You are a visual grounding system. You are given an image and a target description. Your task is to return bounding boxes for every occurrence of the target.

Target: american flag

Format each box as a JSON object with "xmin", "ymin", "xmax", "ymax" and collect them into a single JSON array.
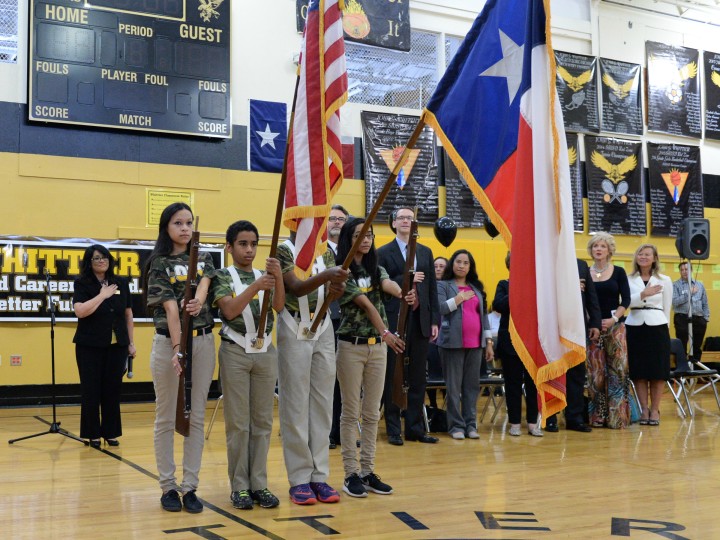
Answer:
[
  {"xmin": 283, "ymin": 0, "xmax": 348, "ymax": 276},
  {"xmin": 424, "ymin": 0, "xmax": 586, "ymax": 419}
]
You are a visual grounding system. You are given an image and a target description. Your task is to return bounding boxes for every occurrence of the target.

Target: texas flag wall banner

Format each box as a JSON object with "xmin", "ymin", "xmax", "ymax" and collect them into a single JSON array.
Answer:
[{"xmin": 250, "ymin": 99, "xmax": 288, "ymax": 173}]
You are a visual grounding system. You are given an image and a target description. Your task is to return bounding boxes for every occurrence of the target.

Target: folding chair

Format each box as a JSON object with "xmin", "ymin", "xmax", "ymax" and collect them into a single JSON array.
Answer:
[
  {"xmin": 478, "ymin": 368, "xmax": 505, "ymax": 423},
  {"xmin": 667, "ymin": 338, "xmax": 720, "ymax": 418}
]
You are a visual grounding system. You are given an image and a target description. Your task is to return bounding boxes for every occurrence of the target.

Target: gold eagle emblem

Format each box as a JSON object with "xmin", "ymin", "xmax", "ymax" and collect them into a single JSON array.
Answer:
[
  {"xmin": 567, "ymin": 146, "xmax": 577, "ymax": 166},
  {"xmin": 557, "ymin": 66, "xmax": 593, "ymax": 92},
  {"xmin": 199, "ymin": 0, "xmax": 224, "ymax": 23},
  {"xmin": 678, "ymin": 61, "xmax": 698, "ymax": 82},
  {"xmin": 590, "ymin": 151, "xmax": 637, "ymax": 184},
  {"xmin": 602, "ymin": 72, "xmax": 635, "ymax": 100},
  {"xmin": 711, "ymin": 70, "xmax": 720, "ymax": 88}
]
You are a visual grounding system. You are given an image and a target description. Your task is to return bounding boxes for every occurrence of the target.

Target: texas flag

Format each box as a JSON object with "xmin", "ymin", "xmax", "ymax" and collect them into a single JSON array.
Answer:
[
  {"xmin": 250, "ymin": 99, "xmax": 287, "ymax": 173},
  {"xmin": 423, "ymin": 0, "xmax": 586, "ymax": 419}
]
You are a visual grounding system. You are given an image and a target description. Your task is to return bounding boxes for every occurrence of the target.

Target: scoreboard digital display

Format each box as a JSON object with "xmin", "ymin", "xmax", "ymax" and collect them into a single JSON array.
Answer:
[{"xmin": 29, "ymin": 0, "xmax": 231, "ymax": 138}]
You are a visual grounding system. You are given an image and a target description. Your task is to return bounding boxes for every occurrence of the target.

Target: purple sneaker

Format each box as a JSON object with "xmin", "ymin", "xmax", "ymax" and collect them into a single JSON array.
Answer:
[
  {"xmin": 289, "ymin": 484, "xmax": 318, "ymax": 505},
  {"xmin": 309, "ymin": 482, "xmax": 340, "ymax": 503}
]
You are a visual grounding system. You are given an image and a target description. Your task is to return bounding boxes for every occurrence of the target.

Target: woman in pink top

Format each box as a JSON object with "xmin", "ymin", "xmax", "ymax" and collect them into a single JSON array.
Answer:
[{"xmin": 436, "ymin": 250, "xmax": 494, "ymax": 440}]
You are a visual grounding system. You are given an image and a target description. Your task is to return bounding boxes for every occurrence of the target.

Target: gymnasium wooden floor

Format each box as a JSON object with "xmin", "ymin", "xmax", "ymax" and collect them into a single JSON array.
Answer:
[{"xmin": 2, "ymin": 388, "xmax": 719, "ymax": 540}]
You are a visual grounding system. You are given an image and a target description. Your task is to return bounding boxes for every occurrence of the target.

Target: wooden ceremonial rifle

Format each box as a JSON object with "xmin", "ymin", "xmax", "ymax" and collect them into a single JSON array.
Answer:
[
  {"xmin": 175, "ymin": 217, "xmax": 200, "ymax": 437},
  {"xmin": 392, "ymin": 217, "xmax": 418, "ymax": 409},
  {"xmin": 304, "ymin": 119, "xmax": 428, "ymax": 338}
]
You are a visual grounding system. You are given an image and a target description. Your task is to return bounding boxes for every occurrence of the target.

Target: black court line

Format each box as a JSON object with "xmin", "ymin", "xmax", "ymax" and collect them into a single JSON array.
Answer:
[{"xmin": 100, "ymin": 448, "xmax": 284, "ymax": 539}]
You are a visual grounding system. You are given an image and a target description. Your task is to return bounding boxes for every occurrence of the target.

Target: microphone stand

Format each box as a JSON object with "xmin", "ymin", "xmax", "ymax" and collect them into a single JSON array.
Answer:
[{"xmin": 9, "ymin": 270, "xmax": 86, "ymax": 445}]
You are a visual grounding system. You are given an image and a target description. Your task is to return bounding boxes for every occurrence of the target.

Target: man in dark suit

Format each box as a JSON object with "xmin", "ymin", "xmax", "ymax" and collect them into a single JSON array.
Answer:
[
  {"xmin": 546, "ymin": 259, "xmax": 601, "ymax": 432},
  {"xmin": 378, "ymin": 207, "xmax": 440, "ymax": 445}
]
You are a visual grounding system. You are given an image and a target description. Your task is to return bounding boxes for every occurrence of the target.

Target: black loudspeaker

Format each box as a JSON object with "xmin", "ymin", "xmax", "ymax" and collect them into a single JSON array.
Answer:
[{"xmin": 675, "ymin": 218, "xmax": 710, "ymax": 260}]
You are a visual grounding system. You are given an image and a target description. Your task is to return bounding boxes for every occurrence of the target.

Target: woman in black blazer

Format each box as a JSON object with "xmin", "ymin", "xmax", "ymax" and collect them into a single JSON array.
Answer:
[{"xmin": 73, "ymin": 244, "xmax": 135, "ymax": 448}]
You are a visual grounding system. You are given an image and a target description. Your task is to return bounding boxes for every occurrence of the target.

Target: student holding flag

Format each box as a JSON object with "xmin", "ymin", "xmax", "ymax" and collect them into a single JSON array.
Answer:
[
  {"xmin": 276, "ymin": 233, "xmax": 347, "ymax": 505},
  {"xmin": 211, "ymin": 220, "xmax": 285, "ymax": 511},
  {"xmin": 335, "ymin": 217, "xmax": 411, "ymax": 498}
]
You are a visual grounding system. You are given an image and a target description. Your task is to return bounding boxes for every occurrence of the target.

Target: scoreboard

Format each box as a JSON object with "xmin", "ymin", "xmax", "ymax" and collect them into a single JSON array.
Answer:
[{"xmin": 29, "ymin": 0, "xmax": 231, "ymax": 138}]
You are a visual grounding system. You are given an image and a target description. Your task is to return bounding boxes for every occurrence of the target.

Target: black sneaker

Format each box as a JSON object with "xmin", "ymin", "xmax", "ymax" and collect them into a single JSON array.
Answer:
[
  {"xmin": 361, "ymin": 473, "xmax": 393, "ymax": 495},
  {"xmin": 231, "ymin": 490, "xmax": 253, "ymax": 510},
  {"xmin": 160, "ymin": 490, "xmax": 182, "ymax": 512},
  {"xmin": 342, "ymin": 473, "xmax": 367, "ymax": 498},
  {"xmin": 250, "ymin": 488, "xmax": 280, "ymax": 509},
  {"xmin": 182, "ymin": 490, "xmax": 203, "ymax": 513}
]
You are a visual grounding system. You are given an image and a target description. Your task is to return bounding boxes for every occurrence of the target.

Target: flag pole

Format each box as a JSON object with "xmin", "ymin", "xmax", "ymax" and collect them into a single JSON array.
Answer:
[
  {"xmin": 252, "ymin": 76, "xmax": 300, "ymax": 349},
  {"xmin": 304, "ymin": 114, "xmax": 429, "ymax": 337}
]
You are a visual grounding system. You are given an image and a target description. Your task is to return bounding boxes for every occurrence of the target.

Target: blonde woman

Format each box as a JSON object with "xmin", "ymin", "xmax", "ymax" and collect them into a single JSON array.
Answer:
[
  {"xmin": 625, "ymin": 244, "xmax": 672, "ymax": 426},
  {"xmin": 586, "ymin": 233, "xmax": 631, "ymax": 428}
]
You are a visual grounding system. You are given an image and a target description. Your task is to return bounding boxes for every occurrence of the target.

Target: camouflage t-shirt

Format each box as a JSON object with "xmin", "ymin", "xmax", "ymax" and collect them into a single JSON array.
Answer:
[
  {"xmin": 211, "ymin": 266, "xmax": 275, "ymax": 335},
  {"xmin": 337, "ymin": 265, "xmax": 389, "ymax": 338},
  {"xmin": 276, "ymin": 242, "xmax": 336, "ymax": 313},
  {"xmin": 146, "ymin": 251, "xmax": 216, "ymax": 330}
]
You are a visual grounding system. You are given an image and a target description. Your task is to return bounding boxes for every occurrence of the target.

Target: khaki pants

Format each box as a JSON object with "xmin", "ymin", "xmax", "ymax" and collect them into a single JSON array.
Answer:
[
  {"xmin": 277, "ymin": 320, "xmax": 335, "ymax": 487},
  {"xmin": 336, "ymin": 340, "xmax": 386, "ymax": 478},
  {"xmin": 219, "ymin": 339, "xmax": 278, "ymax": 491},
  {"xmin": 150, "ymin": 332, "xmax": 215, "ymax": 493}
]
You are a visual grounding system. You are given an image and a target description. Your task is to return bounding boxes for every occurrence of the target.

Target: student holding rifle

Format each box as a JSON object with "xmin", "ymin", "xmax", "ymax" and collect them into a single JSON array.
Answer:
[{"xmin": 144, "ymin": 203, "xmax": 216, "ymax": 514}]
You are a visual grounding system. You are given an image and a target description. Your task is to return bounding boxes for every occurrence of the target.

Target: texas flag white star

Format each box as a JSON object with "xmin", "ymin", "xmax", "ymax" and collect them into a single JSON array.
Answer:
[
  {"xmin": 256, "ymin": 123, "xmax": 280, "ymax": 149},
  {"xmin": 479, "ymin": 30, "xmax": 524, "ymax": 105}
]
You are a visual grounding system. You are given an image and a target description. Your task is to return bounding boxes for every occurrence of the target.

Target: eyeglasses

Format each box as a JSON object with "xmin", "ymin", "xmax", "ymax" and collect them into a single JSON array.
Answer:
[
  {"xmin": 395, "ymin": 215, "xmax": 413, "ymax": 222},
  {"xmin": 328, "ymin": 216, "xmax": 347, "ymax": 223},
  {"xmin": 91, "ymin": 256, "xmax": 109, "ymax": 262},
  {"xmin": 352, "ymin": 233, "xmax": 375, "ymax": 241}
]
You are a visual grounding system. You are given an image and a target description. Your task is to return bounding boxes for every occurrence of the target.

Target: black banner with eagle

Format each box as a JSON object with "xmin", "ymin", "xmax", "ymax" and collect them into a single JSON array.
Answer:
[
  {"xmin": 648, "ymin": 143, "xmax": 703, "ymax": 237},
  {"xmin": 599, "ymin": 58, "xmax": 643, "ymax": 135},
  {"xmin": 566, "ymin": 132, "xmax": 584, "ymax": 232},
  {"xmin": 361, "ymin": 111, "xmax": 439, "ymax": 224},
  {"xmin": 704, "ymin": 51, "xmax": 720, "ymax": 141},
  {"xmin": 646, "ymin": 41, "xmax": 701, "ymax": 139},
  {"xmin": 585, "ymin": 136, "xmax": 645, "ymax": 236},
  {"xmin": 443, "ymin": 150, "xmax": 486, "ymax": 228},
  {"xmin": 555, "ymin": 51, "xmax": 599, "ymax": 133}
]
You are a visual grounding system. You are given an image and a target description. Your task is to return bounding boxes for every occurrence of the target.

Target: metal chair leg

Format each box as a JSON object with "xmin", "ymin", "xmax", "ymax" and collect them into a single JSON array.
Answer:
[
  {"xmin": 491, "ymin": 394, "xmax": 506, "ymax": 423},
  {"xmin": 667, "ymin": 381, "xmax": 687, "ymax": 418},
  {"xmin": 679, "ymin": 378, "xmax": 695, "ymax": 417},
  {"xmin": 205, "ymin": 394, "xmax": 223, "ymax": 440}
]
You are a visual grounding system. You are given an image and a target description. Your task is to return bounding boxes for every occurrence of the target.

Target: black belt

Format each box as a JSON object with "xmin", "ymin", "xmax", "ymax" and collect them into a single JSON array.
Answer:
[
  {"xmin": 220, "ymin": 336, "xmax": 236, "ymax": 344},
  {"xmin": 636, "ymin": 307, "xmax": 662, "ymax": 311},
  {"xmin": 338, "ymin": 335, "xmax": 382, "ymax": 345},
  {"xmin": 156, "ymin": 325, "xmax": 213, "ymax": 337}
]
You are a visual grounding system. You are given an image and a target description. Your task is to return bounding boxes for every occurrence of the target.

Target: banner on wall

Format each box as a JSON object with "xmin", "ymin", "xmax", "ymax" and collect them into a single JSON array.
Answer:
[
  {"xmin": 584, "ymin": 136, "xmax": 645, "ymax": 236},
  {"xmin": 0, "ymin": 240, "xmax": 224, "ymax": 322},
  {"xmin": 299, "ymin": 0, "xmax": 411, "ymax": 51},
  {"xmin": 599, "ymin": 57, "xmax": 643, "ymax": 135},
  {"xmin": 442, "ymin": 150, "xmax": 486, "ymax": 228},
  {"xmin": 361, "ymin": 111, "xmax": 439, "ymax": 224},
  {"xmin": 646, "ymin": 41, "xmax": 701, "ymax": 139},
  {"xmin": 703, "ymin": 50, "xmax": 720, "ymax": 141},
  {"xmin": 648, "ymin": 143, "xmax": 704, "ymax": 237},
  {"xmin": 555, "ymin": 51, "xmax": 599, "ymax": 133},
  {"xmin": 566, "ymin": 133, "xmax": 584, "ymax": 233}
]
